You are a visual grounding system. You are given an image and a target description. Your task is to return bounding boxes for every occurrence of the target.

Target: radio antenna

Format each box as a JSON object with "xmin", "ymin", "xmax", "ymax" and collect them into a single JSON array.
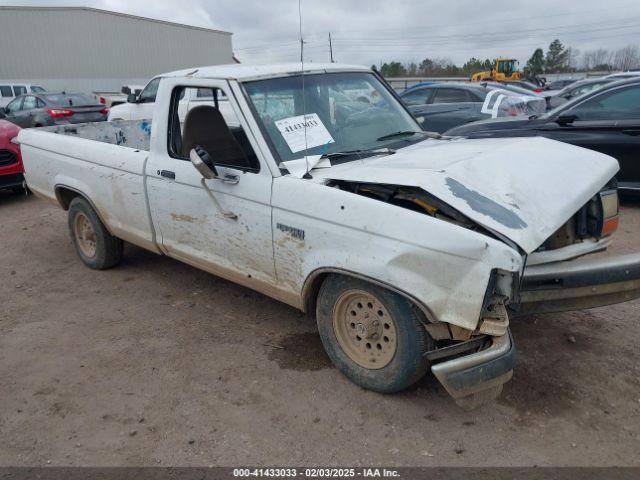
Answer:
[
  {"xmin": 329, "ymin": 32, "xmax": 334, "ymax": 63},
  {"xmin": 298, "ymin": 0, "xmax": 312, "ymax": 179}
]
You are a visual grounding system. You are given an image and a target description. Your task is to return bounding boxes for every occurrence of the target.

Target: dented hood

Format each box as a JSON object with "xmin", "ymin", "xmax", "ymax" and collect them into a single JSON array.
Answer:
[{"xmin": 316, "ymin": 136, "xmax": 619, "ymax": 253}]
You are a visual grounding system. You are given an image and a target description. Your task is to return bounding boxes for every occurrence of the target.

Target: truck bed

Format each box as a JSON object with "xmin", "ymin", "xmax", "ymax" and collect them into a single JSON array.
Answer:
[
  {"xmin": 18, "ymin": 120, "xmax": 158, "ymax": 252},
  {"xmin": 40, "ymin": 119, "xmax": 152, "ymax": 151}
]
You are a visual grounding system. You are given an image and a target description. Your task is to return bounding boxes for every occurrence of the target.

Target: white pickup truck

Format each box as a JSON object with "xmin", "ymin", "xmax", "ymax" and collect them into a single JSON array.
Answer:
[
  {"xmin": 93, "ymin": 84, "xmax": 145, "ymax": 108},
  {"xmin": 18, "ymin": 63, "xmax": 640, "ymax": 408}
]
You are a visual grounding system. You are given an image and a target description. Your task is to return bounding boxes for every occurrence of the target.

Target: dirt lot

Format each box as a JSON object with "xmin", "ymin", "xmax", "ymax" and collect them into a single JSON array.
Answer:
[{"xmin": 1, "ymin": 192, "xmax": 640, "ymax": 467}]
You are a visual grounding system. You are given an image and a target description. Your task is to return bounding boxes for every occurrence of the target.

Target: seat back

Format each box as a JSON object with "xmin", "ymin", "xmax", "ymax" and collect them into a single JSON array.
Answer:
[{"xmin": 181, "ymin": 105, "xmax": 249, "ymax": 169}]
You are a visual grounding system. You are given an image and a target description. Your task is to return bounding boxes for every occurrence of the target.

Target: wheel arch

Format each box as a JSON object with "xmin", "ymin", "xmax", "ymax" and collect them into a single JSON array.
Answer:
[
  {"xmin": 301, "ymin": 267, "xmax": 437, "ymax": 325},
  {"xmin": 54, "ymin": 184, "xmax": 114, "ymax": 235}
]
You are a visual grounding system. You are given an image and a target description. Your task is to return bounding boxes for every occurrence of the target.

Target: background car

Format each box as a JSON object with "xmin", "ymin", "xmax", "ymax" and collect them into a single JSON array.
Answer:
[
  {"xmin": 0, "ymin": 92, "xmax": 107, "ymax": 128},
  {"xmin": 399, "ymin": 82, "xmax": 545, "ymax": 133},
  {"xmin": 481, "ymin": 81, "xmax": 543, "ymax": 97},
  {"xmin": 0, "ymin": 83, "xmax": 46, "ymax": 107},
  {"xmin": 543, "ymin": 78, "xmax": 615, "ymax": 109},
  {"xmin": 444, "ymin": 78, "xmax": 640, "ymax": 193},
  {"xmin": 544, "ymin": 79, "xmax": 578, "ymax": 91},
  {"xmin": 500, "ymin": 80, "xmax": 544, "ymax": 93},
  {"xmin": 605, "ymin": 71, "xmax": 640, "ymax": 80},
  {"xmin": 107, "ymin": 78, "xmax": 238, "ymax": 125},
  {"xmin": 0, "ymin": 119, "xmax": 24, "ymax": 194}
]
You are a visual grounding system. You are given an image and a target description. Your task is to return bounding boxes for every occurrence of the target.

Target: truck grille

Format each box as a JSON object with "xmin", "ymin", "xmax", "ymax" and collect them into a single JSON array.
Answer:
[{"xmin": 0, "ymin": 149, "xmax": 17, "ymax": 167}]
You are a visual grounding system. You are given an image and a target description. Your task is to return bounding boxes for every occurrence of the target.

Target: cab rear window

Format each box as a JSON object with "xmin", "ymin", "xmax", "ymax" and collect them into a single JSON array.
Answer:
[{"xmin": 42, "ymin": 93, "xmax": 94, "ymax": 106}]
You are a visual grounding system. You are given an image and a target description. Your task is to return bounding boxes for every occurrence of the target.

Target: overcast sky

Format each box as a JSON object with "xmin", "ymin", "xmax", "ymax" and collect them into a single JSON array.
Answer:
[{"xmin": 4, "ymin": 0, "xmax": 640, "ymax": 67}]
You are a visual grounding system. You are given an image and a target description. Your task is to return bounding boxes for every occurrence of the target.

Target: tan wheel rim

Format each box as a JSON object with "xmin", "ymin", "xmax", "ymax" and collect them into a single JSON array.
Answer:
[
  {"xmin": 332, "ymin": 289, "xmax": 397, "ymax": 369},
  {"xmin": 73, "ymin": 212, "xmax": 97, "ymax": 258}
]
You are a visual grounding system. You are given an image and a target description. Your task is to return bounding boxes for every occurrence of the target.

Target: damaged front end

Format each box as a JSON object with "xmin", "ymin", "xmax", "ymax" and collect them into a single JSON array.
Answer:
[
  {"xmin": 327, "ymin": 179, "xmax": 519, "ymax": 407},
  {"xmin": 326, "ymin": 179, "xmax": 514, "ymax": 247},
  {"xmin": 425, "ymin": 269, "xmax": 517, "ymax": 409},
  {"xmin": 316, "ymin": 137, "xmax": 635, "ymax": 407}
]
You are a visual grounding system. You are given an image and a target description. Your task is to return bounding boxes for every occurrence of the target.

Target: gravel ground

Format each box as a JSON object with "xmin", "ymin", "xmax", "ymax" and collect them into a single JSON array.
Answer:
[{"xmin": 1, "ymin": 192, "xmax": 639, "ymax": 467}]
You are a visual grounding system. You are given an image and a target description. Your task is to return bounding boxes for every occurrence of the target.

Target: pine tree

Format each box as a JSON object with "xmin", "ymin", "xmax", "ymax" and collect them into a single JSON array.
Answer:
[
  {"xmin": 545, "ymin": 39, "xmax": 570, "ymax": 73},
  {"xmin": 524, "ymin": 48, "xmax": 545, "ymax": 76}
]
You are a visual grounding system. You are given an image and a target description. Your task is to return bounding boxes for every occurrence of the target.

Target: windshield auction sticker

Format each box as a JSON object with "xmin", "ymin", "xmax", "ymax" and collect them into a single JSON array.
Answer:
[{"xmin": 275, "ymin": 113, "xmax": 335, "ymax": 153}]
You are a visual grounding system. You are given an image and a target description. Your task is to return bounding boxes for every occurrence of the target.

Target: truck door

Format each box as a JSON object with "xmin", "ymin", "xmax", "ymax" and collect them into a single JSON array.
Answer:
[{"xmin": 145, "ymin": 80, "xmax": 276, "ymax": 286}]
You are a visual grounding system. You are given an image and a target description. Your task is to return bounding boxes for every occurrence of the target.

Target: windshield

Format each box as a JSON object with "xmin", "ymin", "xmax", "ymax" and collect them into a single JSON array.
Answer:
[
  {"xmin": 497, "ymin": 60, "xmax": 516, "ymax": 75},
  {"xmin": 243, "ymin": 72, "xmax": 422, "ymax": 164}
]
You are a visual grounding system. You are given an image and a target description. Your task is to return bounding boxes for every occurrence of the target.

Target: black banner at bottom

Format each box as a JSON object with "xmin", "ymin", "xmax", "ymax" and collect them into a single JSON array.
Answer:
[{"xmin": 0, "ymin": 467, "xmax": 639, "ymax": 480}]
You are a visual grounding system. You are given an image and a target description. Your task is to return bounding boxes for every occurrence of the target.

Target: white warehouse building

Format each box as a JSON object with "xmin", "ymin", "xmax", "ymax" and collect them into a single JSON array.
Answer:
[{"xmin": 0, "ymin": 6, "xmax": 234, "ymax": 94}]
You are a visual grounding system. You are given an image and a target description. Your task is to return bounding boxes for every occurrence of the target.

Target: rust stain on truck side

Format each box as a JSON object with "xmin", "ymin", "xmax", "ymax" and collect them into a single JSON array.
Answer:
[{"xmin": 171, "ymin": 213, "xmax": 197, "ymax": 223}]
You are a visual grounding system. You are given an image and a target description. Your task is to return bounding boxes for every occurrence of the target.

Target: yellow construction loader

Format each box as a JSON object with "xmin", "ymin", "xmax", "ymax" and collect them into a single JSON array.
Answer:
[{"xmin": 471, "ymin": 58, "xmax": 521, "ymax": 82}]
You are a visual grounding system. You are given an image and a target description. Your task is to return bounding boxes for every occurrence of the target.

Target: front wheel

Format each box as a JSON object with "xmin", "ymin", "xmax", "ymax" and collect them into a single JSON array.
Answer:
[
  {"xmin": 316, "ymin": 275, "xmax": 433, "ymax": 393},
  {"xmin": 68, "ymin": 197, "xmax": 123, "ymax": 269}
]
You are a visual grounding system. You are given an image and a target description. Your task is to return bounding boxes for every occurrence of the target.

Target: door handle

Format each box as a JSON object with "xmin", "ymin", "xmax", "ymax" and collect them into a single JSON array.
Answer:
[
  {"xmin": 220, "ymin": 173, "xmax": 239, "ymax": 185},
  {"xmin": 159, "ymin": 170, "xmax": 175, "ymax": 179},
  {"xmin": 621, "ymin": 129, "xmax": 640, "ymax": 136}
]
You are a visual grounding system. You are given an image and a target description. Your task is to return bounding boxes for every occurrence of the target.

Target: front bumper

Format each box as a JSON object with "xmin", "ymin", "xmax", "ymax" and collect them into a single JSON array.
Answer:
[
  {"xmin": 518, "ymin": 252, "xmax": 640, "ymax": 314},
  {"xmin": 431, "ymin": 330, "xmax": 515, "ymax": 407},
  {"xmin": 0, "ymin": 172, "xmax": 25, "ymax": 190}
]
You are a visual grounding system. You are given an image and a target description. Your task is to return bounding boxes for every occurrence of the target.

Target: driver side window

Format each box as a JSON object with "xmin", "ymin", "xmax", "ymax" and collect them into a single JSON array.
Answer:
[
  {"xmin": 167, "ymin": 85, "xmax": 260, "ymax": 172},
  {"xmin": 139, "ymin": 78, "xmax": 160, "ymax": 104},
  {"xmin": 571, "ymin": 85, "xmax": 640, "ymax": 120}
]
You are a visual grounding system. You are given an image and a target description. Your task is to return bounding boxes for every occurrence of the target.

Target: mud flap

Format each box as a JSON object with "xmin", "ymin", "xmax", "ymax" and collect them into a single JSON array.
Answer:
[{"xmin": 518, "ymin": 252, "xmax": 640, "ymax": 315}]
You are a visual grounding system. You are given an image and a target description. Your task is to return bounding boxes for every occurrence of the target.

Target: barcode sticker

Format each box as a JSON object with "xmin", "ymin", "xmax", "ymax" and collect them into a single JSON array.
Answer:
[{"xmin": 275, "ymin": 113, "xmax": 334, "ymax": 153}]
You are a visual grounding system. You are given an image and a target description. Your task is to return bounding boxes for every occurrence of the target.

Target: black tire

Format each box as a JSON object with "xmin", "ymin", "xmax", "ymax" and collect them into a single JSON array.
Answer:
[
  {"xmin": 67, "ymin": 196, "xmax": 123, "ymax": 269},
  {"xmin": 316, "ymin": 274, "xmax": 433, "ymax": 393}
]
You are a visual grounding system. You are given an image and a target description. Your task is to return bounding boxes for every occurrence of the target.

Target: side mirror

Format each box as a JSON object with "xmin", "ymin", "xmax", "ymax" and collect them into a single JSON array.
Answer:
[
  {"xmin": 127, "ymin": 93, "xmax": 138, "ymax": 103},
  {"xmin": 189, "ymin": 146, "xmax": 218, "ymax": 179},
  {"xmin": 556, "ymin": 114, "xmax": 577, "ymax": 126},
  {"xmin": 0, "ymin": 107, "xmax": 5, "ymax": 118}
]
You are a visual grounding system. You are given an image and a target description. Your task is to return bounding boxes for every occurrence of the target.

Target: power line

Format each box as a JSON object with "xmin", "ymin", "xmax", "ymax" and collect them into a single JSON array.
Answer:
[
  {"xmin": 234, "ymin": 2, "xmax": 640, "ymax": 52},
  {"xmin": 332, "ymin": 19, "xmax": 640, "ymax": 46},
  {"xmin": 235, "ymin": 21, "xmax": 640, "ymax": 59},
  {"xmin": 318, "ymin": 1, "xmax": 640, "ymax": 37}
]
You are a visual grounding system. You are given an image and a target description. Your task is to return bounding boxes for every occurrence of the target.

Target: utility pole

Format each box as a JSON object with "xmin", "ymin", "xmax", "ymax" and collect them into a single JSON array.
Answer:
[{"xmin": 329, "ymin": 32, "xmax": 334, "ymax": 63}]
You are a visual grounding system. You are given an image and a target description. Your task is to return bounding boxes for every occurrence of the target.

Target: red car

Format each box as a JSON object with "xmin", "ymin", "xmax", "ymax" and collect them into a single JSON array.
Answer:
[{"xmin": 0, "ymin": 120, "xmax": 25, "ymax": 193}]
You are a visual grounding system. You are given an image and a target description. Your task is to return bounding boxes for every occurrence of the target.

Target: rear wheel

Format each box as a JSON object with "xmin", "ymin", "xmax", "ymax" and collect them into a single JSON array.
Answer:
[
  {"xmin": 68, "ymin": 197, "xmax": 123, "ymax": 269},
  {"xmin": 316, "ymin": 275, "xmax": 433, "ymax": 393}
]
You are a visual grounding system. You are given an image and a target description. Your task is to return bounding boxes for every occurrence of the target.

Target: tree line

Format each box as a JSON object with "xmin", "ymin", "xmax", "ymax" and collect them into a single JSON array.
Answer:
[{"xmin": 376, "ymin": 40, "xmax": 640, "ymax": 77}]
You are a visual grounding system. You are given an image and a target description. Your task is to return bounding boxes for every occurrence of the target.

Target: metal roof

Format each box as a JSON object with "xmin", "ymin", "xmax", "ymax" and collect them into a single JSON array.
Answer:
[{"xmin": 0, "ymin": 5, "xmax": 232, "ymax": 35}]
